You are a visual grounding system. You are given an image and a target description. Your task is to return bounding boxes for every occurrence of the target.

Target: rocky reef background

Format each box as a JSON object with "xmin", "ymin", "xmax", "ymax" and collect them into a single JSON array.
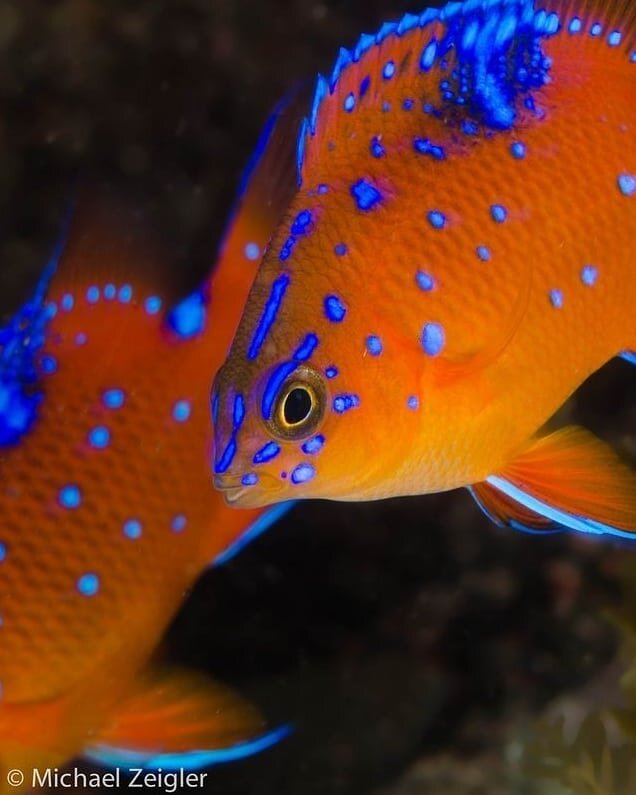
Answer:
[{"xmin": 1, "ymin": 1, "xmax": 635, "ymax": 793}]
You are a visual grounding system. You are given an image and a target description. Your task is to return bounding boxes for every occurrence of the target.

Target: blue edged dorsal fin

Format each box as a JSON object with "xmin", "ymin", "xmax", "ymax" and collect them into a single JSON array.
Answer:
[
  {"xmin": 296, "ymin": 0, "xmax": 636, "ymax": 185},
  {"xmin": 0, "ymin": 209, "xmax": 71, "ymax": 446}
]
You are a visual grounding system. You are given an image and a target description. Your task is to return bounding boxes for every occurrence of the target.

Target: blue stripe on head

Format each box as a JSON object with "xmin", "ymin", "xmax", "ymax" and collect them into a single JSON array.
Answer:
[
  {"xmin": 214, "ymin": 438, "xmax": 237, "ymax": 475},
  {"xmin": 261, "ymin": 361, "xmax": 298, "ymax": 420},
  {"xmin": 253, "ymin": 440, "xmax": 281, "ymax": 464},
  {"xmin": 247, "ymin": 274, "xmax": 291, "ymax": 361},
  {"xmin": 293, "ymin": 333, "xmax": 318, "ymax": 362}
]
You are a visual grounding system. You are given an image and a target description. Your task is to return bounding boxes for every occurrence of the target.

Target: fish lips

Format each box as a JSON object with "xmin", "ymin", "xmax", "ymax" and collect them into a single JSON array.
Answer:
[{"xmin": 213, "ymin": 473, "xmax": 283, "ymax": 508}]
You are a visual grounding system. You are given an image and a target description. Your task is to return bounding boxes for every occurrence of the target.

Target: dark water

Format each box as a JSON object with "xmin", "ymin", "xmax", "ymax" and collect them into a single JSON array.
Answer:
[{"xmin": 1, "ymin": 2, "xmax": 635, "ymax": 793}]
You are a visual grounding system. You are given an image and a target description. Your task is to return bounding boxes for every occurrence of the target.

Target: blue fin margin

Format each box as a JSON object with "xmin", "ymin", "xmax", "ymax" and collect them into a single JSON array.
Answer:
[
  {"xmin": 212, "ymin": 501, "xmax": 295, "ymax": 567},
  {"xmin": 84, "ymin": 723, "xmax": 292, "ymax": 771},
  {"xmin": 486, "ymin": 475, "xmax": 636, "ymax": 540}
]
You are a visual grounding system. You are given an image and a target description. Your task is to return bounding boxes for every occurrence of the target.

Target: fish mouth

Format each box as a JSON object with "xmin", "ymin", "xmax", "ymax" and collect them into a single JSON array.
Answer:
[{"xmin": 214, "ymin": 474, "xmax": 282, "ymax": 508}]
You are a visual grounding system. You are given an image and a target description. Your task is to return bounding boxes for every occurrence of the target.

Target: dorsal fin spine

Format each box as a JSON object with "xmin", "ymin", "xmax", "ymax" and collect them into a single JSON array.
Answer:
[{"xmin": 354, "ymin": 33, "xmax": 376, "ymax": 61}]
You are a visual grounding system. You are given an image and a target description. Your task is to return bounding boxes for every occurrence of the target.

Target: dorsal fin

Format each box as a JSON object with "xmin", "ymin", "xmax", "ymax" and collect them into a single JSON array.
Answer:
[{"xmin": 297, "ymin": 0, "xmax": 636, "ymax": 184}]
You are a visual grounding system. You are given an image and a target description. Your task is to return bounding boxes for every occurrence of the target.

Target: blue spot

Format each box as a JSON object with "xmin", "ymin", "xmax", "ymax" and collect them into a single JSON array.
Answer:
[
  {"xmin": 382, "ymin": 101, "xmax": 391, "ymax": 112},
  {"xmin": 0, "ymin": 542, "xmax": 6, "ymax": 562},
  {"xmin": 370, "ymin": 137, "xmax": 385, "ymax": 158},
  {"xmin": 75, "ymin": 332, "xmax": 87, "ymax": 346},
  {"xmin": 382, "ymin": 60, "xmax": 395, "ymax": 79},
  {"xmin": 476, "ymin": 245, "xmax": 491, "ymax": 261},
  {"xmin": 580, "ymin": 265, "xmax": 598, "ymax": 287},
  {"xmin": 549, "ymin": 288, "xmax": 564, "ymax": 309},
  {"xmin": 172, "ymin": 399, "xmax": 192, "ymax": 422},
  {"xmin": 608, "ymin": 30, "xmax": 621, "ymax": 46},
  {"xmin": 420, "ymin": 40, "xmax": 437, "ymax": 70},
  {"xmin": 247, "ymin": 273, "xmax": 290, "ymax": 360},
  {"xmin": 344, "ymin": 92, "xmax": 356, "ymax": 112},
  {"xmin": 333, "ymin": 393, "xmax": 360, "ymax": 414},
  {"xmin": 590, "ymin": 22, "xmax": 602, "ymax": 36},
  {"xmin": 427, "ymin": 210, "xmax": 446, "ymax": 229},
  {"xmin": 145, "ymin": 296, "xmax": 162, "ymax": 315},
  {"xmin": 324, "ymin": 295, "xmax": 346, "ymax": 323},
  {"xmin": 167, "ymin": 291, "xmax": 206, "ymax": 339},
  {"xmin": 123, "ymin": 519, "xmax": 142, "ymax": 539},
  {"xmin": 421, "ymin": 322, "xmax": 445, "ymax": 356},
  {"xmin": 407, "ymin": 395, "xmax": 419, "ymax": 410},
  {"xmin": 104, "ymin": 284, "xmax": 116, "ymax": 300},
  {"xmin": 86, "ymin": 286, "xmax": 100, "ymax": 303},
  {"xmin": 253, "ymin": 441, "xmax": 281, "ymax": 465},
  {"xmin": 403, "ymin": 98, "xmax": 414, "ymax": 111},
  {"xmin": 568, "ymin": 17, "xmax": 581, "ymax": 33},
  {"xmin": 118, "ymin": 285, "xmax": 133, "ymax": 303},
  {"xmin": 103, "ymin": 388, "xmax": 125, "ymax": 409},
  {"xmin": 40, "ymin": 354, "xmax": 58, "ymax": 374},
  {"xmin": 490, "ymin": 204, "xmax": 507, "ymax": 223},
  {"xmin": 618, "ymin": 174, "xmax": 636, "ymax": 197},
  {"xmin": 461, "ymin": 120, "xmax": 479, "ymax": 135},
  {"xmin": 171, "ymin": 514, "xmax": 187, "ymax": 532},
  {"xmin": 334, "ymin": 242, "xmax": 348, "ymax": 256},
  {"xmin": 359, "ymin": 75, "xmax": 371, "ymax": 97},
  {"xmin": 365, "ymin": 335, "xmax": 383, "ymax": 356},
  {"xmin": 241, "ymin": 472, "xmax": 259, "ymax": 486},
  {"xmin": 510, "ymin": 142, "xmax": 526, "ymax": 159},
  {"xmin": 416, "ymin": 270, "xmax": 436, "ymax": 291},
  {"xmin": 293, "ymin": 333, "xmax": 318, "ymax": 362},
  {"xmin": 317, "ymin": 184, "xmax": 329, "ymax": 195},
  {"xmin": 325, "ymin": 365, "xmax": 338, "ymax": 379},
  {"xmin": 414, "ymin": 139, "xmax": 445, "ymax": 159},
  {"xmin": 351, "ymin": 179, "xmax": 383, "ymax": 211},
  {"xmin": 61, "ymin": 293, "xmax": 74, "ymax": 311},
  {"xmin": 291, "ymin": 463, "xmax": 316, "ymax": 484},
  {"xmin": 88, "ymin": 426, "xmax": 111, "ymax": 449},
  {"xmin": 301, "ymin": 435, "xmax": 325, "ymax": 455},
  {"xmin": 77, "ymin": 572, "xmax": 100, "ymax": 597},
  {"xmin": 291, "ymin": 210, "xmax": 313, "ymax": 236},
  {"xmin": 59, "ymin": 484, "xmax": 82, "ymax": 509},
  {"xmin": 244, "ymin": 242, "xmax": 261, "ymax": 261}
]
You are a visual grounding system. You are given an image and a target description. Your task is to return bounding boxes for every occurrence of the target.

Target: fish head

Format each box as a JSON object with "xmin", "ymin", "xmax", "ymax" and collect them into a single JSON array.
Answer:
[{"xmin": 212, "ymin": 190, "xmax": 424, "ymax": 508}]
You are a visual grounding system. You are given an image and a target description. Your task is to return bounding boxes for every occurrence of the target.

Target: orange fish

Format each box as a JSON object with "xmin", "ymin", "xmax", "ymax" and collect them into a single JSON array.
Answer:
[
  {"xmin": 0, "ymin": 97, "xmax": 300, "ymax": 785},
  {"xmin": 212, "ymin": 0, "xmax": 636, "ymax": 539}
]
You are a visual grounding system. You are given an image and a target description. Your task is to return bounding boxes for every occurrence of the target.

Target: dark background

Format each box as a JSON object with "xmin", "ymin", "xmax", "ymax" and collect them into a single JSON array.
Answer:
[{"xmin": 1, "ymin": 2, "xmax": 634, "ymax": 793}]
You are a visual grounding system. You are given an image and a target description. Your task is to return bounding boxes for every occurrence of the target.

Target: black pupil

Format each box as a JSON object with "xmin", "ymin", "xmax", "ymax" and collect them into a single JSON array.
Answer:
[{"xmin": 284, "ymin": 388, "xmax": 312, "ymax": 425}]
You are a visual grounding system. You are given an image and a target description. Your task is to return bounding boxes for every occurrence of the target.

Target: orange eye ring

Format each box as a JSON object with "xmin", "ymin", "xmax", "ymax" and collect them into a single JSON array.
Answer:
[{"xmin": 266, "ymin": 366, "xmax": 326, "ymax": 441}]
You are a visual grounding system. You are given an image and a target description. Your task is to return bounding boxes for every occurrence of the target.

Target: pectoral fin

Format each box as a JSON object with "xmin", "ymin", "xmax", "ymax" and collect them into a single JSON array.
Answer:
[
  {"xmin": 473, "ymin": 427, "xmax": 636, "ymax": 539},
  {"xmin": 84, "ymin": 668, "xmax": 290, "ymax": 771}
]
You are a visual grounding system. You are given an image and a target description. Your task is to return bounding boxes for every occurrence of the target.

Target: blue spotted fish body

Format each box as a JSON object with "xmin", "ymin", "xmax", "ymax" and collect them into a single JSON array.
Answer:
[
  {"xmin": 0, "ymin": 133, "xmax": 299, "ymax": 788},
  {"xmin": 212, "ymin": 0, "xmax": 636, "ymax": 541}
]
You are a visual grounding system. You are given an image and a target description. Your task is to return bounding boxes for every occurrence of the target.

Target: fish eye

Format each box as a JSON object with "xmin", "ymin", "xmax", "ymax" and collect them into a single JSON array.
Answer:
[{"xmin": 268, "ymin": 366, "xmax": 326, "ymax": 441}]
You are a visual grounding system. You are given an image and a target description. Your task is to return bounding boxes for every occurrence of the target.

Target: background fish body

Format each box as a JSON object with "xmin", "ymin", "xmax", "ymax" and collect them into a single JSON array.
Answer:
[
  {"xmin": 213, "ymin": 0, "xmax": 636, "ymax": 536},
  {"xmin": 0, "ymin": 158, "xmax": 294, "ymax": 779}
]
